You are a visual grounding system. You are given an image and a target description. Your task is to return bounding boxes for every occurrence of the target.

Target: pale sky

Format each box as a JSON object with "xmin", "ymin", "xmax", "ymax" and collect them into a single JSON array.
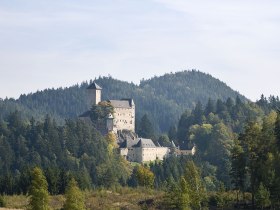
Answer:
[{"xmin": 0, "ymin": 0, "xmax": 280, "ymax": 101}]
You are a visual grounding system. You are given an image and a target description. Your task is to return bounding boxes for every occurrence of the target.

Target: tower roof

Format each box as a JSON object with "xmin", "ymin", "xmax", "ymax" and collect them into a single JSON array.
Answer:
[{"xmin": 87, "ymin": 82, "xmax": 102, "ymax": 90}]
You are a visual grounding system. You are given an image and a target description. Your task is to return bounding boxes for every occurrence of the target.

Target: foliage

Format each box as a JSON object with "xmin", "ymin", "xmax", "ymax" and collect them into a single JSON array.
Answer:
[
  {"xmin": 28, "ymin": 167, "xmax": 50, "ymax": 210},
  {"xmin": 230, "ymin": 111, "xmax": 280, "ymax": 208},
  {"xmin": 0, "ymin": 70, "xmax": 247, "ymax": 132},
  {"xmin": 255, "ymin": 183, "xmax": 271, "ymax": 209},
  {"xmin": 0, "ymin": 195, "xmax": 6, "ymax": 207},
  {"xmin": 164, "ymin": 161, "xmax": 206, "ymax": 210},
  {"xmin": 135, "ymin": 165, "xmax": 155, "ymax": 188},
  {"xmin": 0, "ymin": 112, "xmax": 130, "ymax": 195},
  {"xmin": 137, "ymin": 114, "xmax": 155, "ymax": 139},
  {"xmin": 90, "ymin": 101, "xmax": 114, "ymax": 122},
  {"xmin": 184, "ymin": 161, "xmax": 207, "ymax": 210},
  {"xmin": 63, "ymin": 178, "xmax": 86, "ymax": 210},
  {"xmin": 165, "ymin": 177, "xmax": 191, "ymax": 210}
]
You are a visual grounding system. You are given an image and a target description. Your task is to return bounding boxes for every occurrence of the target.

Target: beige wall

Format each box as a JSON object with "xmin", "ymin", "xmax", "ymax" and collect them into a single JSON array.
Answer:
[
  {"xmin": 141, "ymin": 147, "xmax": 169, "ymax": 162},
  {"xmin": 121, "ymin": 146, "xmax": 169, "ymax": 163},
  {"xmin": 113, "ymin": 106, "xmax": 135, "ymax": 132}
]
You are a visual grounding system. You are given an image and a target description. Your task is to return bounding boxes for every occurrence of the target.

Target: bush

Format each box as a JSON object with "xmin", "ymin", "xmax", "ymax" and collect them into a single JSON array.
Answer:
[{"xmin": 0, "ymin": 195, "xmax": 6, "ymax": 207}]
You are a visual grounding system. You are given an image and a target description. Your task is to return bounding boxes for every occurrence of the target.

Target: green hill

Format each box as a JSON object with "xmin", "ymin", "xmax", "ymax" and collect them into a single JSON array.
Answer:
[{"xmin": 0, "ymin": 70, "xmax": 246, "ymax": 132}]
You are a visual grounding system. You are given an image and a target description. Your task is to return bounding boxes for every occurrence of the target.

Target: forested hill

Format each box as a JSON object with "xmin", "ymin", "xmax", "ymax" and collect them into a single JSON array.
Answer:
[{"xmin": 0, "ymin": 70, "xmax": 246, "ymax": 132}]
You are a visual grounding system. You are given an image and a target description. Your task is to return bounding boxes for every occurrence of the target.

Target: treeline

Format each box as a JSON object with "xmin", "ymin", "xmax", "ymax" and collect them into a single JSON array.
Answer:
[{"xmin": 0, "ymin": 70, "xmax": 246, "ymax": 132}]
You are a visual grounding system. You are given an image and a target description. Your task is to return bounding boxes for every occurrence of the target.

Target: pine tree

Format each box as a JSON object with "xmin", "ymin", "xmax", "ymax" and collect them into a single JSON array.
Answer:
[
  {"xmin": 274, "ymin": 110, "xmax": 280, "ymax": 150},
  {"xmin": 28, "ymin": 167, "xmax": 50, "ymax": 210},
  {"xmin": 255, "ymin": 183, "xmax": 271, "ymax": 210},
  {"xmin": 178, "ymin": 177, "xmax": 191, "ymax": 210},
  {"xmin": 138, "ymin": 114, "xmax": 154, "ymax": 139},
  {"xmin": 184, "ymin": 161, "xmax": 206, "ymax": 210},
  {"xmin": 205, "ymin": 98, "xmax": 215, "ymax": 115},
  {"xmin": 63, "ymin": 178, "xmax": 86, "ymax": 210}
]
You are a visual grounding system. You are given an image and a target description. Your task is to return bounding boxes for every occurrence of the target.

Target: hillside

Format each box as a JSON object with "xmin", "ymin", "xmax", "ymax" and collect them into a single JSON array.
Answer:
[{"xmin": 0, "ymin": 70, "xmax": 246, "ymax": 132}]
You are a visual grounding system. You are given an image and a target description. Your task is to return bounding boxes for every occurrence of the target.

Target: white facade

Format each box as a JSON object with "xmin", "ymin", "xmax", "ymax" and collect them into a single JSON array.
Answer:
[
  {"xmin": 141, "ymin": 147, "xmax": 170, "ymax": 162},
  {"xmin": 112, "ymin": 106, "xmax": 135, "ymax": 133}
]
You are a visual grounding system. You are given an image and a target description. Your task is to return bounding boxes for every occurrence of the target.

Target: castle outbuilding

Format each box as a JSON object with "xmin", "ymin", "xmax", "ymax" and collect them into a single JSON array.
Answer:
[{"xmin": 119, "ymin": 137, "xmax": 169, "ymax": 162}]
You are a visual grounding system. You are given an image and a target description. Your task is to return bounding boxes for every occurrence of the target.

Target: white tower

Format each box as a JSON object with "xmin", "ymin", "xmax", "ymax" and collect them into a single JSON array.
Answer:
[{"xmin": 87, "ymin": 82, "xmax": 102, "ymax": 107}]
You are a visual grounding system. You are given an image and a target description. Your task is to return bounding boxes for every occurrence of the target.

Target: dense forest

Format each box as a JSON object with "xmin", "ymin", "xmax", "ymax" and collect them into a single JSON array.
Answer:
[
  {"xmin": 0, "ymin": 70, "xmax": 247, "ymax": 132},
  {"xmin": 1, "ymin": 96, "xmax": 280, "ymax": 209},
  {"xmin": 1, "ymin": 71, "xmax": 280, "ymax": 209}
]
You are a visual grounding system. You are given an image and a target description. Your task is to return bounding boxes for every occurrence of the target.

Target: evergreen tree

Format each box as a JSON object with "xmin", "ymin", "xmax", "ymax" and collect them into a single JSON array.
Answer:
[
  {"xmin": 255, "ymin": 183, "xmax": 271, "ymax": 210},
  {"xmin": 63, "ymin": 178, "xmax": 86, "ymax": 210},
  {"xmin": 205, "ymin": 98, "xmax": 215, "ymax": 115},
  {"xmin": 28, "ymin": 167, "xmax": 50, "ymax": 210},
  {"xmin": 275, "ymin": 110, "xmax": 280, "ymax": 149},
  {"xmin": 184, "ymin": 161, "xmax": 206, "ymax": 210},
  {"xmin": 192, "ymin": 101, "xmax": 204, "ymax": 124},
  {"xmin": 138, "ymin": 114, "xmax": 154, "ymax": 139},
  {"xmin": 168, "ymin": 125, "xmax": 177, "ymax": 142}
]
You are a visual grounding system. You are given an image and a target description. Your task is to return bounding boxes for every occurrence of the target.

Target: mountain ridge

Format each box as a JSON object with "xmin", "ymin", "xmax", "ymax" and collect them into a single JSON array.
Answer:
[{"xmin": 0, "ymin": 70, "xmax": 247, "ymax": 132}]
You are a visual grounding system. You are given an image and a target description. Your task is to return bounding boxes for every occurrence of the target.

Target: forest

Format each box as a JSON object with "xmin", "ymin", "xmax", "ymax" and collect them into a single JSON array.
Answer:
[
  {"xmin": 0, "ymin": 70, "xmax": 246, "ymax": 132},
  {"xmin": 1, "ymin": 71, "xmax": 280, "ymax": 209}
]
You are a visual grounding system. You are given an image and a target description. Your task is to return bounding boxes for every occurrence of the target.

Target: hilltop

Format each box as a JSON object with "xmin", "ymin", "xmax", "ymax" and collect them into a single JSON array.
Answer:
[{"xmin": 0, "ymin": 70, "xmax": 246, "ymax": 132}]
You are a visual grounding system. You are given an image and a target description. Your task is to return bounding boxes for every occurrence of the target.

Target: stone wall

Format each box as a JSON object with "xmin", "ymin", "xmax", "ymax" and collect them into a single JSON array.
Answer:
[
  {"xmin": 141, "ymin": 147, "xmax": 169, "ymax": 162},
  {"xmin": 113, "ymin": 106, "xmax": 135, "ymax": 132}
]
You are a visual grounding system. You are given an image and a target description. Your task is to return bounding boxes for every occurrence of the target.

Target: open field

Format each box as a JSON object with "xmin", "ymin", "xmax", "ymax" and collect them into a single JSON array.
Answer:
[{"xmin": 0, "ymin": 187, "xmax": 165, "ymax": 210}]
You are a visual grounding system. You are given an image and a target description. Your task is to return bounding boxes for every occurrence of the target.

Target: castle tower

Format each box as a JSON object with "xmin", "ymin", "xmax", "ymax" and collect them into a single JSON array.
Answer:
[{"xmin": 87, "ymin": 82, "xmax": 102, "ymax": 107}]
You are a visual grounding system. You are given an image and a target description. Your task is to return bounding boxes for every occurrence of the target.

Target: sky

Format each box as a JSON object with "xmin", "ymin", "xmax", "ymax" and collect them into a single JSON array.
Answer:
[{"xmin": 0, "ymin": 0, "xmax": 280, "ymax": 101}]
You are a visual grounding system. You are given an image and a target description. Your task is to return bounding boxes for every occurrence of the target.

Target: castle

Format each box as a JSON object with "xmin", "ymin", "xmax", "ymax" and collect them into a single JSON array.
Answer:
[
  {"xmin": 80, "ymin": 82, "xmax": 135, "ymax": 134},
  {"xmin": 81, "ymin": 82, "xmax": 194, "ymax": 163}
]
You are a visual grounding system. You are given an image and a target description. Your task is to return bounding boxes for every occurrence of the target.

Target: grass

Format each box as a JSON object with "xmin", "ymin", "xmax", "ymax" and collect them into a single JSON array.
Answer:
[{"xmin": 1, "ymin": 187, "xmax": 165, "ymax": 210}]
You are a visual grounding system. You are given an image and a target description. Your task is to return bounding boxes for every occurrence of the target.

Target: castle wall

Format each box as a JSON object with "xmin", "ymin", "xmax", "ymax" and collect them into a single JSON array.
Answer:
[
  {"xmin": 113, "ymin": 106, "xmax": 135, "ymax": 132},
  {"xmin": 124, "ymin": 147, "xmax": 142, "ymax": 162},
  {"xmin": 141, "ymin": 147, "xmax": 169, "ymax": 162}
]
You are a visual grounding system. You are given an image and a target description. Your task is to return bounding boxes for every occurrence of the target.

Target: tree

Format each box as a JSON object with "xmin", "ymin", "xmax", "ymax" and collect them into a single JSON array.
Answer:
[
  {"xmin": 28, "ymin": 167, "xmax": 50, "ymax": 210},
  {"xmin": 184, "ymin": 161, "xmax": 206, "ymax": 210},
  {"xmin": 231, "ymin": 139, "xmax": 246, "ymax": 202},
  {"xmin": 275, "ymin": 110, "xmax": 280, "ymax": 150},
  {"xmin": 0, "ymin": 195, "xmax": 6, "ymax": 207},
  {"xmin": 138, "ymin": 114, "xmax": 154, "ymax": 139},
  {"xmin": 90, "ymin": 101, "xmax": 114, "ymax": 124},
  {"xmin": 63, "ymin": 178, "xmax": 86, "ymax": 210},
  {"xmin": 239, "ymin": 122, "xmax": 262, "ymax": 208},
  {"xmin": 255, "ymin": 183, "xmax": 271, "ymax": 210},
  {"xmin": 168, "ymin": 125, "xmax": 177, "ymax": 142},
  {"xmin": 178, "ymin": 177, "xmax": 191, "ymax": 210},
  {"xmin": 135, "ymin": 165, "xmax": 155, "ymax": 188},
  {"xmin": 192, "ymin": 101, "xmax": 204, "ymax": 124},
  {"xmin": 158, "ymin": 134, "xmax": 171, "ymax": 147},
  {"xmin": 205, "ymin": 98, "xmax": 215, "ymax": 115}
]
